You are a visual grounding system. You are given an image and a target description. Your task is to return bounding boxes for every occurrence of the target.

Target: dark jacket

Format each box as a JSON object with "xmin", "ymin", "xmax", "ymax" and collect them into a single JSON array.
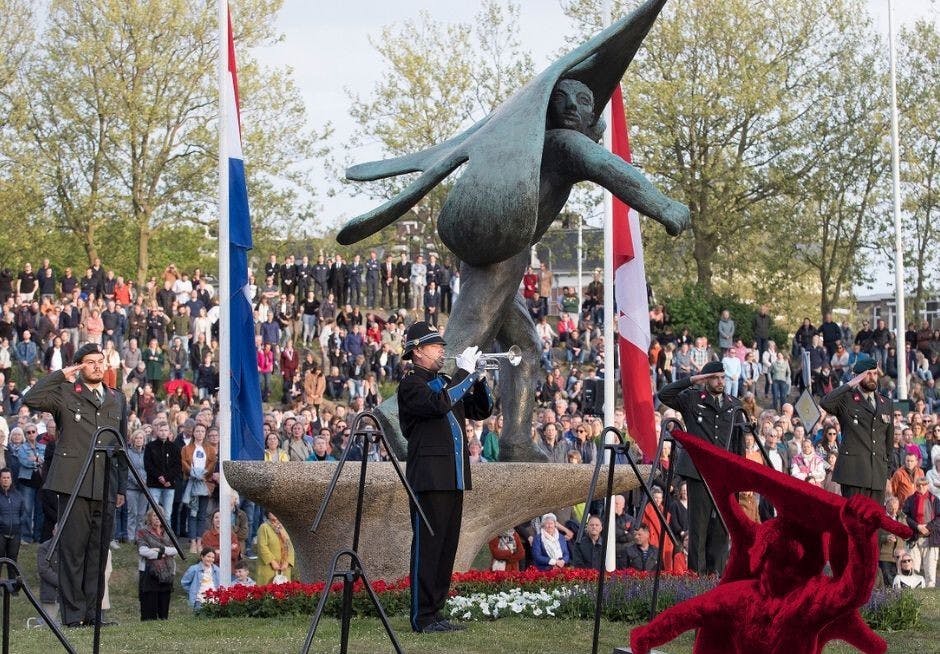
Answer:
[
  {"xmin": 571, "ymin": 534, "xmax": 603, "ymax": 569},
  {"xmin": 819, "ymin": 383, "xmax": 894, "ymax": 492},
  {"xmin": 626, "ymin": 543, "xmax": 659, "ymax": 571},
  {"xmin": 0, "ymin": 486, "xmax": 25, "ymax": 537},
  {"xmin": 23, "ymin": 371, "xmax": 128, "ymax": 500},
  {"xmin": 144, "ymin": 438, "xmax": 183, "ymax": 488},
  {"xmin": 657, "ymin": 377, "xmax": 742, "ymax": 480},
  {"xmin": 398, "ymin": 366, "xmax": 493, "ymax": 492},
  {"xmin": 903, "ymin": 492, "xmax": 940, "ymax": 548},
  {"xmin": 531, "ymin": 532, "xmax": 571, "ymax": 570}
]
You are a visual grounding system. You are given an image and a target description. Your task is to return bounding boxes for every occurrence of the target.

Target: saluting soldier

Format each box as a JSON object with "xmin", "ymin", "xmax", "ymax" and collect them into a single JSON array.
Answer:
[
  {"xmin": 398, "ymin": 322, "xmax": 492, "ymax": 633},
  {"xmin": 819, "ymin": 358, "xmax": 893, "ymax": 502},
  {"xmin": 658, "ymin": 361, "xmax": 743, "ymax": 576},
  {"xmin": 24, "ymin": 343, "xmax": 128, "ymax": 628}
]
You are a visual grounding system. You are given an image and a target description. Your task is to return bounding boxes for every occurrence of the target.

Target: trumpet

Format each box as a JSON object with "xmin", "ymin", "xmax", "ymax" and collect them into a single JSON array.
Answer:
[{"xmin": 447, "ymin": 345, "xmax": 523, "ymax": 370}]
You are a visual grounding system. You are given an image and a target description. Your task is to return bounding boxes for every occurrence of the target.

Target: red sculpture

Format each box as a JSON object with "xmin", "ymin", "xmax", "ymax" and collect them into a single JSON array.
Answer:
[{"xmin": 630, "ymin": 430, "xmax": 913, "ymax": 654}]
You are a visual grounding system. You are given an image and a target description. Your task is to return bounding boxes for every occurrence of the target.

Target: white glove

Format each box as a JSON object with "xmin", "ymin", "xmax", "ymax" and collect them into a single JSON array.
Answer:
[{"xmin": 455, "ymin": 346, "xmax": 481, "ymax": 373}]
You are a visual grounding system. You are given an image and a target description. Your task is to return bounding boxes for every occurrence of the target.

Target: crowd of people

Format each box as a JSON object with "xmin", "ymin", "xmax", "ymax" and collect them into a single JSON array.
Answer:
[{"xmin": 0, "ymin": 251, "xmax": 937, "ymax": 627}]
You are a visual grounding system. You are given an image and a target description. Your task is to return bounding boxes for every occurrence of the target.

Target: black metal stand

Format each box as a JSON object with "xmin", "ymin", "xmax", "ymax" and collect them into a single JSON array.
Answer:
[
  {"xmin": 0, "ymin": 558, "xmax": 75, "ymax": 654},
  {"xmin": 48, "ymin": 426, "xmax": 185, "ymax": 654},
  {"xmin": 576, "ymin": 426, "xmax": 680, "ymax": 654},
  {"xmin": 300, "ymin": 410, "xmax": 434, "ymax": 654}
]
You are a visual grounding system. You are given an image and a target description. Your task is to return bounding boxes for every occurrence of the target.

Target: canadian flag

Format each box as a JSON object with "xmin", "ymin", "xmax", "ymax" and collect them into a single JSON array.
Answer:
[{"xmin": 610, "ymin": 85, "xmax": 656, "ymax": 460}]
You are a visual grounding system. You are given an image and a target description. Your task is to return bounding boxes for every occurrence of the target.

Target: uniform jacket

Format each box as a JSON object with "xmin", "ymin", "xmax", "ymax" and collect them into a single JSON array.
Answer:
[
  {"xmin": 819, "ymin": 383, "xmax": 894, "ymax": 491},
  {"xmin": 24, "ymin": 370, "xmax": 128, "ymax": 500},
  {"xmin": 657, "ymin": 377, "xmax": 742, "ymax": 480},
  {"xmin": 398, "ymin": 366, "xmax": 493, "ymax": 493}
]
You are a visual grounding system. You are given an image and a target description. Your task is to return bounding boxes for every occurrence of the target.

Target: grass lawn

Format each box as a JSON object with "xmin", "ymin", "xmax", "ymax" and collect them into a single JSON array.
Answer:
[{"xmin": 4, "ymin": 541, "xmax": 937, "ymax": 653}]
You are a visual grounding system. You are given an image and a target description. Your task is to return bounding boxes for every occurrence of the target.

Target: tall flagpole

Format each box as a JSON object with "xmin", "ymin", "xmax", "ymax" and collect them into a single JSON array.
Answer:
[
  {"xmin": 887, "ymin": 0, "xmax": 907, "ymax": 400},
  {"xmin": 601, "ymin": 0, "xmax": 617, "ymax": 573},
  {"xmin": 218, "ymin": 0, "xmax": 234, "ymax": 585}
]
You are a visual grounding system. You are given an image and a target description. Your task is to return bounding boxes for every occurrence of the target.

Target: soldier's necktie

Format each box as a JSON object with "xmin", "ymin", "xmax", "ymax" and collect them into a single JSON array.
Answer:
[
  {"xmin": 95, "ymin": 387, "xmax": 103, "ymax": 406},
  {"xmin": 868, "ymin": 394, "xmax": 875, "ymax": 411}
]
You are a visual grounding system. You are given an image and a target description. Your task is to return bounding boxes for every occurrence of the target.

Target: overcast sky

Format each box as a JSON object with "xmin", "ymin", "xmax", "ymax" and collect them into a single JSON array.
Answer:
[{"xmin": 252, "ymin": 1, "xmax": 938, "ymax": 294}]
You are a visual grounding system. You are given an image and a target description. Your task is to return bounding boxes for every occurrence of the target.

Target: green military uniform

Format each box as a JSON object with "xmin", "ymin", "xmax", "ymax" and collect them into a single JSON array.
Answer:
[
  {"xmin": 24, "ymin": 368, "xmax": 128, "ymax": 627},
  {"xmin": 819, "ymin": 381, "xmax": 893, "ymax": 503}
]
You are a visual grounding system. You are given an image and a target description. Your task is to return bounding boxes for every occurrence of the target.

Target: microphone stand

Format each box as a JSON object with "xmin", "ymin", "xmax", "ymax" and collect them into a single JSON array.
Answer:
[
  {"xmin": 576, "ymin": 426, "xmax": 680, "ymax": 654},
  {"xmin": 0, "ymin": 558, "xmax": 75, "ymax": 654},
  {"xmin": 48, "ymin": 426, "xmax": 185, "ymax": 654},
  {"xmin": 300, "ymin": 410, "xmax": 433, "ymax": 654}
]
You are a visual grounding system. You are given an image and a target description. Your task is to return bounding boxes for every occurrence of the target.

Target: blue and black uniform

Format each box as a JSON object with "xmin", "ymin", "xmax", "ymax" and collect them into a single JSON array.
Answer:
[{"xmin": 399, "ymin": 364, "xmax": 492, "ymax": 632}]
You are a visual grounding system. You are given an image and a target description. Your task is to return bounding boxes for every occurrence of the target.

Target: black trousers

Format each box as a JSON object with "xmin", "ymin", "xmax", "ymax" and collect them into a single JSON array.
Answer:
[
  {"xmin": 397, "ymin": 282, "xmax": 410, "ymax": 309},
  {"xmin": 409, "ymin": 491, "xmax": 463, "ymax": 631},
  {"xmin": 841, "ymin": 484, "xmax": 884, "ymax": 505},
  {"xmin": 0, "ymin": 534, "xmax": 20, "ymax": 579},
  {"xmin": 381, "ymin": 282, "xmax": 394, "ymax": 308},
  {"xmin": 366, "ymin": 278, "xmax": 378, "ymax": 308},
  {"xmin": 138, "ymin": 572, "xmax": 171, "ymax": 620},
  {"xmin": 57, "ymin": 494, "xmax": 113, "ymax": 625},
  {"xmin": 686, "ymin": 479, "xmax": 728, "ymax": 576}
]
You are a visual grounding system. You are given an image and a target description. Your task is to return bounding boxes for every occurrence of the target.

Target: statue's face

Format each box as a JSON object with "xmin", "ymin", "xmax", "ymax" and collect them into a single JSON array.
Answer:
[{"xmin": 547, "ymin": 79, "xmax": 595, "ymax": 134}]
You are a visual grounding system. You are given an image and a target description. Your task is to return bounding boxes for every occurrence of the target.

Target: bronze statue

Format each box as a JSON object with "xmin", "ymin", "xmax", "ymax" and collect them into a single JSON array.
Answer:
[{"xmin": 338, "ymin": 0, "xmax": 688, "ymax": 460}]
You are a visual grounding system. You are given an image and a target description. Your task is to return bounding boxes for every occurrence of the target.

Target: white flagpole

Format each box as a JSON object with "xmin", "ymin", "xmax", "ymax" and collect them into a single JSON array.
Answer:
[
  {"xmin": 887, "ymin": 0, "xmax": 906, "ymax": 400},
  {"xmin": 218, "ymin": 0, "xmax": 234, "ymax": 585},
  {"xmin": 601, "ymin": 0, "xmax": 617, "ymax": 573}
]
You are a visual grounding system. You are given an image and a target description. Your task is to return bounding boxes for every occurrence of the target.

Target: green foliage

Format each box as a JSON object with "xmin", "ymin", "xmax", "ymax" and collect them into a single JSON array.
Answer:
[
  {"xmin": 663, "ymin": 286, "xmax": 789, "ymax": 346},
  {"xmin": 862, "ymin": 589, "xmax": 921, "ymax": 632}
]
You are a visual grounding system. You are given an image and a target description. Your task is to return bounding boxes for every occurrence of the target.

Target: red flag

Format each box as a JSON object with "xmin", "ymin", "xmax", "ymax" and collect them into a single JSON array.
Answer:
[{"xmin": 610, "ymin": 86, "xmax": 656, "ymax": 459}]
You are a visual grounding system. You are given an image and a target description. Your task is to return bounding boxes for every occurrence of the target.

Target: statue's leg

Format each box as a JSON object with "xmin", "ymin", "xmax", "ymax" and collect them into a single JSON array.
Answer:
[{"xmin": 493, "ymin": 294, "xmax": 545, "ymax": 461}]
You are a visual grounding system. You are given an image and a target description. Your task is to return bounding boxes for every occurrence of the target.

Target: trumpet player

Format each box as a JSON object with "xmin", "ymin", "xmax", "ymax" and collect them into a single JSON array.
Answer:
[{"xmin": 398, "ymin": 321, "xmax": 493, "ymax": 633}]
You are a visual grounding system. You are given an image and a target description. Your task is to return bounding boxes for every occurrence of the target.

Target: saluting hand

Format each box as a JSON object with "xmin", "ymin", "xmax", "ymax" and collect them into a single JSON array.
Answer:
[
  {"xmin": 689, "ymin": 372, "xmax": 723, "ymax": 385},
  {"xmin": 62, "ymin": 363, "xmax": 84, "ymax": 383}
]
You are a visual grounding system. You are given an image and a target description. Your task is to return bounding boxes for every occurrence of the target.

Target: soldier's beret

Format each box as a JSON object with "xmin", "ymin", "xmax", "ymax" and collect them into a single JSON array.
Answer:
[
  {"xmin": 701, "ymin": 361, "xmax": 724, "ymax": 375},
  {"xmin": 74, "ymin": 343, "xmax": 103, "ymax": 363},
  {"xmin": 852, "ymin": 358, "xmax": 877, "ymax": 374}
]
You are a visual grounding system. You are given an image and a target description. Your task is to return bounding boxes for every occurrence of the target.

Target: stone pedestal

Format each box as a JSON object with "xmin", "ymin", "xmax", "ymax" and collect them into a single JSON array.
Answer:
[{"xmin": 225, "ymin": 461, "xmax": 643, "ymax": 582}]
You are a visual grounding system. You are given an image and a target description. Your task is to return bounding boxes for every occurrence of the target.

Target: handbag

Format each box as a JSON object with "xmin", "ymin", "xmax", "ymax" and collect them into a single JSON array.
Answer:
[
  {"xmin": 148, "ymin": 556, "xmax": 175, "ymax": 584},
  {"xmin": 272, "ymin": 573, "xmax": 288, "ymax": 585},
  {"xmin": 491, "ymin": 559, "xmax": 506, "ymax": 572}
]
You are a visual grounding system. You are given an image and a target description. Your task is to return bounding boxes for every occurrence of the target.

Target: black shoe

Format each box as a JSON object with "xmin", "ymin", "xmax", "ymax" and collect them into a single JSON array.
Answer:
[
  {"xmin": 64, "ymin": 622, "xmax": 85, "ymax": 629},
  {"xmin": 418, "ymin": 621, "xmax": 454, "ymax": 633},
  {"xmin": 439, "ymin": 619, "xmax": 466, "ymax": 631}
]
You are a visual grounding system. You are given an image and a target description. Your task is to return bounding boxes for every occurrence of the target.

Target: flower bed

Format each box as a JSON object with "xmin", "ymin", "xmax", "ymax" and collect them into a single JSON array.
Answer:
[{"xmin": 200, "ymin": 568, "xmax": 919, "ymax": 631}]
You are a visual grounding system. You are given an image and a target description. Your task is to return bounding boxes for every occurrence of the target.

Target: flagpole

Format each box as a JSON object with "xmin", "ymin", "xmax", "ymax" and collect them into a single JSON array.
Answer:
[
  {"xmin": 600, "ymin": 0, "xmax": 617, "ymax": 573},
  {"xmin": 887, "ymin": 0, "xmax": 906, "ymax": 400},
  {"xmin": 218, "ymin": 0, "xmax": 234, "ymax": 586}
]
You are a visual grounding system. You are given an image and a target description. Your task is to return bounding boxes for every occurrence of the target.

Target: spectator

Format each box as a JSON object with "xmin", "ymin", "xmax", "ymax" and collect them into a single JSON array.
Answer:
[
  {"xmin": 16, "ymin": 424, "xmax": 44, "ymax": 543},
  {"xmin": 879, "ymin": 496, "xmax": 906, "ymax": 586},
  {"xmin": 892, "ymin": 550, "xmax": 926, "ymax": 589},
  {"xmin": 717, "ymin": 310, "xmax": 735, "ymax": 351},
  {"xmin": 125, "ymin": 429, "xmax": 149, "ymax": 543},
  {"xmin": 143, "ymin": 338, "xmax": 165, "ymax": 395},
  {"xmin": 201, "ymin": 510, "xmax": 240, "ymax": 568},
  {"xmin": 232, "ymin": 559, "xmax": 255, "ymax": 586},
  {"xmin": 902, "ymin": 477, "xmax": 939, "ymax": 588},
  {"xmin": 613, "ymin": 494, "xmax": 636, "ymax": 569},
  {"xmin": 0, "ymin": 469, "xmax": 24, "ymax": 579},
  {"xmin": 537, "ymin": 262, "xmax": 553, "ymax": 318},
  {"xmin": 136, "ymin": 509, "xmax": 178, "ymax": 620},
  {"xmin": 180, "ymin": 547, "xmax": 221, "ymax": 611},
  {"xmin": 571, "ymin": 514, "xmax": 604, "ymax": 570},
  {"xmin": 626, "ymin": 523, "xmax": 659, "ymax": 572},
  {"xmin": 531, "ymin": 513, "xmax": 570, "ymax": 571},
  {"xmin": 256, "ymin": 511, "xmax": 295, "ymax": 585},
  {"xmin": 891, "ymin": 453, "xmax": 925, "ymax": 505},
  {"xmin": 181, "ymin": 423, "xmax": 216, "ymax": 555},
  {"xmin": 791, "ymin": 438, "xmax": 826, "ymax": 485},
  {"xmin": 488, "ymin": 528, "xmax": 525, "ymax": 572},
  {"xmin": 144, "ymin": 420, "xmax": 182, "ymax": 520}
]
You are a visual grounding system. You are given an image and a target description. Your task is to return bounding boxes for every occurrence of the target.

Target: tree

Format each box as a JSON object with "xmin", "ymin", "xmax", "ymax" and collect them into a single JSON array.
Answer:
[
  {"xmin": 897, "ymin": 20, "xmax": 940, "ymax": 320},
  {"xmin": 564, "ymin": 0, "xmax": 885, "ymax": 308},
  {"xmin": 9, "ymin": 0, "xmax": 326, "ymax": 284},
  {"xmin": 343, "ymin": 1, "xmax": 534, "ymax": 257}
]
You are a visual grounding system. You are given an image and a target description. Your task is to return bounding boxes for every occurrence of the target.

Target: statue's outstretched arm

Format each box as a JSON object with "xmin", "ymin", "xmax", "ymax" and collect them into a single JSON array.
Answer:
[
  {"xmin": 337, "ymin": 151, "xmax": 469, "ymax": 245},
  {"xmin": 630, "ymin": 588, "xmax": 731, "ymax": 654},
  {"xmin": 545, "ymin": 129, "xmax": 689, "ymax": 236}
]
